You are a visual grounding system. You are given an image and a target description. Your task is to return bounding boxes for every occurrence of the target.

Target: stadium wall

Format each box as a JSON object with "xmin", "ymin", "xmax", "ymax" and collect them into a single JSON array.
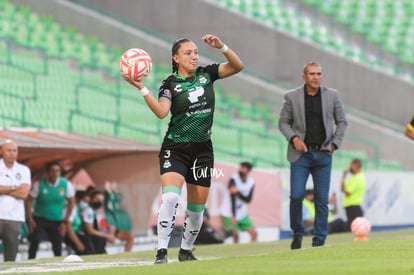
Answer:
[
  {"xmin": 69, "ymin": 0, "xmax": 414, "ymax": 126},
  {"xmin": 10, "ymin": 0, "xmax": 414, "ymax": 169},
  {"xmin": 279, "ymin": 169, "xmax": 414, "ymax": 230},
  {"xmin": 83, "ymin": 153, "xmax": 161, "ymax": 234}
]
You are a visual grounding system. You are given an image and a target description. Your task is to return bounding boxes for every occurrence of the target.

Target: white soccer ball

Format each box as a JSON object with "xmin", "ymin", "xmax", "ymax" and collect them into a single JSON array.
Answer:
[
  {"xmin": 120, "ymin": 48, "xmax": 152, "ymax": 81},
  {"xmin": 351, "ymin": 217, "xmax": 371, "ymax": 236}
]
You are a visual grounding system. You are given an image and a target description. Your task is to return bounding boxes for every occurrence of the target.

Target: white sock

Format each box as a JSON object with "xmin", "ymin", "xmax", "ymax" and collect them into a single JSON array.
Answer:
[
  {"xmin": 180, "ymin": 209, "xmax": 204, "ymax": 250},
  {"xmin": 157, "ymin": 192, "xmax": 180, "ymax": 250}
]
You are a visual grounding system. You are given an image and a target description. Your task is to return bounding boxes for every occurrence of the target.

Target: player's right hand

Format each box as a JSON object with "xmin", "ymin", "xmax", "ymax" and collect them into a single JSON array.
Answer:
[{"xmin": 122, "ymin": 73, "xmax": 145, "ymax": 90}]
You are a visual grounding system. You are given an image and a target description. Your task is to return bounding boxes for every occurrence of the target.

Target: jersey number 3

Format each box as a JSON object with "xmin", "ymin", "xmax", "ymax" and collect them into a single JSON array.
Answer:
[{"xmin": 188, "ymin": 87, "xmax": 205, "ymax": 103}]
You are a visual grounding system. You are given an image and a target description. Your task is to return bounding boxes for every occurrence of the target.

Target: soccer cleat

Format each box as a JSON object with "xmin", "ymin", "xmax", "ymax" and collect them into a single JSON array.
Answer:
[
  {"xmin": 154, "ymin": 249, "xmax": 168, "ymax": 264},
  {"xmin": 291, "ymin": 234, "xmax": 303, "ymax": 250},
  {"xmin": 178, "ymin": 248, "xmax": 197, "ymax": 262}
]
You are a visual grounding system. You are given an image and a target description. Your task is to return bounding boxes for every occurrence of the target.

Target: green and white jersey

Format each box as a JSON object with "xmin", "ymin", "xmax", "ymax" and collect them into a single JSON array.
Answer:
[
  {"xmin": 158, "ymin": 64, "xmax": 220, "ymax": 143},
  {"xmin": 31, "ymin": 176, "xmax": 75, "ymax": 221}
]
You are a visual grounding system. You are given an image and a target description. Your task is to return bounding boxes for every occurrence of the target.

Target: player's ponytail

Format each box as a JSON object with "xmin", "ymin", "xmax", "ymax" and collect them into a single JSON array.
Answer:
[
  {"xmin": 171, "ymin": 38, "xmax": 190, "ymax": 73},
  {"xmin": 172, "ymin": 59, "xmax": 178, "ymax": 74}
]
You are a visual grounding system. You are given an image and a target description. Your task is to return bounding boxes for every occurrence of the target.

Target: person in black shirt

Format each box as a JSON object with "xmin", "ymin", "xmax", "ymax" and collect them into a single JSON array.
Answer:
[
  {"xmin": 221, "ymin": 162, "xmax": 257, "ymax": 243},
  {"xmin": 194, "ymin": 208, "xmax": 226, "ymax": 245},
  {"xmin": 279, "ymin": 61, "xmax": 348, "ymax": 249}
]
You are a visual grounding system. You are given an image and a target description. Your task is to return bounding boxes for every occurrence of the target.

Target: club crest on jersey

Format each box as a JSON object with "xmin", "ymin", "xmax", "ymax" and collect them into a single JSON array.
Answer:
[
  {"xmin": 15, "ymin": 173, "xmax": 21, "ymax": 180},
  {"xmin": 163, "ymin": 160, "xmax": 172, "ymax": 169},
  {"xmin": 198, "ymin": 75, "xmax": 207, "ymax": 84}
]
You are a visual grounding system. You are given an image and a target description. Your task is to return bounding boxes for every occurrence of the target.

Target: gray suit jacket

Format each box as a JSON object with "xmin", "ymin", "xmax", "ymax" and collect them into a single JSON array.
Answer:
[{"xmin": 278, "ymin": 85, "xmax": 348, "ymax": 163}]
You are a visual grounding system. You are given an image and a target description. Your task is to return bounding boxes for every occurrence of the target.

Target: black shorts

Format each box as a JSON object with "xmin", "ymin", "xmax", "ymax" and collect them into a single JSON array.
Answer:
[{"xmin": 159, "ymin": 138, "xmax": 214, "ymax": 187}]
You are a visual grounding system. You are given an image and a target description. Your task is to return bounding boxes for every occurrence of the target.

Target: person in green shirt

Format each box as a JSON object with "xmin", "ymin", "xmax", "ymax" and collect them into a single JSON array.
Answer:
[
  {"xmin": 122, "ymin": 34, "xmax": 243, "ymax": 264},
  {"xmin": 26, "ymin": 162, "xmax": 75, "ymax": 259},
  {"xmin": 341, "ymin": 159, "xmax": 366, "ymax": 230}
]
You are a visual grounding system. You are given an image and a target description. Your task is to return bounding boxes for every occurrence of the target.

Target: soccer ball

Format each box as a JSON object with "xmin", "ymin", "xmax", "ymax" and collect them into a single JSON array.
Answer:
[
  {"xmin": 351, "ymin": 217, "xmax": 371, "ymax": 241},
  {"xmin": 120, "ymin": 48, "xmax": 152, "ymax": 81}
]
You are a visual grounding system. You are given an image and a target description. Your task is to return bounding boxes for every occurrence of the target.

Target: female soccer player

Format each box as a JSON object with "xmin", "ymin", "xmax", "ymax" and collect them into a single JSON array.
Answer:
[{"xmin": 122, "ymin": 34, "xmax": 243, "ymax": 263}]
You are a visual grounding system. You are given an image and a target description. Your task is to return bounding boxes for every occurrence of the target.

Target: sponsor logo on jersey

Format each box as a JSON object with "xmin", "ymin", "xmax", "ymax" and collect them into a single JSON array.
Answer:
[
  {"xmin": 161, "ymin": 88, "xmax": 172, "ymax": 99},
  {"xmin": 188, "ymin": 86, "xmax": 205, "ymax": 103},
  {"xmin": 174, "ymin": 84, "xmax": 182, "ymax": 93}
]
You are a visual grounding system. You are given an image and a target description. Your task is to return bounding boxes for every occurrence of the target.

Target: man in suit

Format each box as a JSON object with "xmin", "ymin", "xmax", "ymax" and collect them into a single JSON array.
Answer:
[{"xmin": 279, "ymin": 61, "xmax": 347, "ymax": 249}]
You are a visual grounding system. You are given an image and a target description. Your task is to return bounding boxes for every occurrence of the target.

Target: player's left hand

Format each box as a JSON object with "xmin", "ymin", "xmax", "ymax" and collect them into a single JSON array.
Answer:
[{"xmin": 201, "ymin": 34, "xmax": 224, "ymax": 49}]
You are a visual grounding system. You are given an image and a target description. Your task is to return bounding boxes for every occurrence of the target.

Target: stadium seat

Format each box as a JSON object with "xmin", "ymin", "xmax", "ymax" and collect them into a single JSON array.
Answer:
[
  {"xmin": 0, "ymin": 0, "xmax": 403, "ymax": 171},
  {"xmin": 205, "ymin": 0, "xmax": 414, "ymax": 79}
]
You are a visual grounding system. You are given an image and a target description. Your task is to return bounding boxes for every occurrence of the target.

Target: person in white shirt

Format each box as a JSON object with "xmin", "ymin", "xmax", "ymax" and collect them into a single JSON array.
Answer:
[
  {"xmin": 221, "ymin": 162, "xmax": 257, "ymax": 243},
  {"xmin": 0, "ymin": 139, "xmax": 31, "ymax": 261}
]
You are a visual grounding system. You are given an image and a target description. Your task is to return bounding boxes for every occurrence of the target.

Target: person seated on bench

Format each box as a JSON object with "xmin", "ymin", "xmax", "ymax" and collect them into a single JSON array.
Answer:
[{"xmin": 77, "ymin": 190, "xmax": 116, "ymax": 254}]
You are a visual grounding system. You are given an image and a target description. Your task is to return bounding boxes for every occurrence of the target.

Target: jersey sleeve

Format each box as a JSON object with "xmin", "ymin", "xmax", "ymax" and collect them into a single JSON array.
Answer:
[
  {"xmin": 237, "ymin": 186, "xmax": 254, "ymax": 203},
  {"xmin": 158, "ymin": 80, "xmax": 172, "ymax": 101},
  {"xmin": 68, "ymin": 205, "xmax": 77, "ymax": 222},
  {"xmin": 20, "ymin": 166, "xmax": 31, "ymax": 186},
  {"xmin": 344, "ymin": 176, "xmax": 358, "ymax": 194},
  {"xmin": 30, "ymin": 182, "xmax": 39, "ymax": 198},
  {"xmin": 81, "ymin": 207, "xmax": 94, "ymax": 224},
  {"xmin": 66, "ymin": 180, "xmax": 75, "ymax": 198},
  {"xmin": 204, "ymin": 63, "xmax": 220, "ymax": 82},
  {"xmin": 228, "ymin": 178, "xmax": 236, "ymax": 188}
]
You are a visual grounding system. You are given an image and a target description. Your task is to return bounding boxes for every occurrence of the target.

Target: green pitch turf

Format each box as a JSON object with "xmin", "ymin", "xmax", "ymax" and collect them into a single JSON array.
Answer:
[{"xmin": 2, "ymin": 229, "xmax": 414, "ymax": 274}]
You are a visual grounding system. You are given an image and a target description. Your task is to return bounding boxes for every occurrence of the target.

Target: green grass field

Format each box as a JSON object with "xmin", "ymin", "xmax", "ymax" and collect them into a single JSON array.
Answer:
[{"xmin": 2, "ymin": 229, "xmax": 414, "ymax": 274}]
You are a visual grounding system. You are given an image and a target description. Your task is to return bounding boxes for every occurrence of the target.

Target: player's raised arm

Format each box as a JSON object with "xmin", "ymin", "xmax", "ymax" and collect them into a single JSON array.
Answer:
[
  {"xmin": 201, "ymin": 34, "xmax": 244, "ymax": 78},
  {"xmin": 122, "ymin": 75, "xmax": 171, "ymax": 119}
]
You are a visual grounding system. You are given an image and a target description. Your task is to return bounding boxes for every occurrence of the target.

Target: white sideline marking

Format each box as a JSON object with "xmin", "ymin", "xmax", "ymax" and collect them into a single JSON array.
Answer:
[
  {"xmin": 0, "ymin": 257, "xmax": 220, "ymax": 273},
  {"xmin": 0, "ymin": 260, "xmax": 152, "ymax": 274}
]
